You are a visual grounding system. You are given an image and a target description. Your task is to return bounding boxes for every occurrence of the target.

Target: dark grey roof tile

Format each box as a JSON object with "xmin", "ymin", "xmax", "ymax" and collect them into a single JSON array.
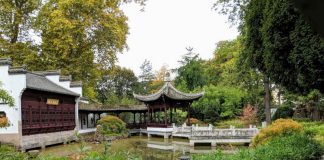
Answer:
[
  {"xmin": 133, "ymin": 82, "xmax": 204, "ymax": 102},
  {"xmin": 26, "ymin": 73, "xmax": 79, "ymax": 96},
  {"xmin": 0, "ymin": 58, "xmax": 12, "ymax": 65}
]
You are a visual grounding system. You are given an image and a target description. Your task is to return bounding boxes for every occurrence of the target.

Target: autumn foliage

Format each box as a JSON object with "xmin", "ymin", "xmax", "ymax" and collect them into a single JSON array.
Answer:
[
  {"xmin": 0, "ymin": 117, "xmax": 8, "ymax": 128},
  {"xmin": 185, "ymin": 118, "xmax": 206, "ymax": 126},
  {"xmin": 252, "ymin": 119, "xmax": 303, "ymax": 146},
  {"xmin": 240, "ymin": 105, "xmax": 258, "ymax": 125}
]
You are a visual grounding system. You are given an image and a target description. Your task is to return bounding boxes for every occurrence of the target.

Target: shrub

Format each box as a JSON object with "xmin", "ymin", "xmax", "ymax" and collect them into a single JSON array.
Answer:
[
  {"xmin": 186, "ymin": 118, "xmax": 205, "ymax": 125},
  {"xmin": 192, "ymin": 133, "xmax": 323, "ymax": 160},
  {"xmin": 215, "ymin": 119, "xmax": 245, "ymax": 128},
  {"xmin": 252, "ymin": 119, "xmax": 302, "ymax": 146},
  {"xmin": 240, "ymin": 105, "xmax": 258, "ymax": 125},
  {"xmin": 0, "ymin": 117, "xmax": 9, "ymax": 128},
  {"xmin": 97, "ymin": 115, "xmax": 127, "ymax": 137},
  {"xmin": 254, "ymin": 133, "xmax": 323, "ymax": 160},
  {"xmin": 302, "ymin": 121, "xmax": 324, "ymax": 145},
  {"xmin": 272, "ymin": 105, "xmax": 294, "ymax": 120}
]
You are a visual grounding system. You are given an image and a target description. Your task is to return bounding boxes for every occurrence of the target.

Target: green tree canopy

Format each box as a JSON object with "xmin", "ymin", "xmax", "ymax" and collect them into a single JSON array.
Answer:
[
  {"xmin": 0, "ymin": 82, "xmax": 14, "ymax": 107},
  {"xmin": 174, "ymin": 47, "xmax": 207, "ymax": 91},
  {"xmin": 96, "ymin": 66, "xmax": 138, "ymax": 104},
  {"xmin": 192, "ymin": 85, "xmax": 246, "ymax": 122}
]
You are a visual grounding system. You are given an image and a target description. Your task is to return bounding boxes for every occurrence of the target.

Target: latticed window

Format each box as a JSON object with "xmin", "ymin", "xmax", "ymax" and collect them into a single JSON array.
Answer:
[{"xmin": 21, "ymin": 90, "xmax": 76, "ymax": 135}]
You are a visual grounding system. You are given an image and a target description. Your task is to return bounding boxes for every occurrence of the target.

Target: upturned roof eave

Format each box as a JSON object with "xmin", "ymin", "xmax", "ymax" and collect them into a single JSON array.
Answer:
[{"xmin": 133, "ymin": 82, "xmax": 204, "ymax": 102}]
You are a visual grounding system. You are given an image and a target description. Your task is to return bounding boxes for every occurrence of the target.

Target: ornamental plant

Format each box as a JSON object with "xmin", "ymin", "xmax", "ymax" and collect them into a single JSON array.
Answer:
[
  {"xmin": 240, "ymin": 105, "xmax": 258, "ymax": 125},
  {"xmin": 0, "ymin": 116, "xmax": 9, "ymax": 128},
  {"xmin": 252, "ymin": 119, "xmax": 303, "ymax": 146},
  {"xmin": 97, "ymin": 115, "xmax": 127, "ymax": 137},
  {"xmin": 186, "ymin": 118, "xmax": 205, "ymax": 125}
]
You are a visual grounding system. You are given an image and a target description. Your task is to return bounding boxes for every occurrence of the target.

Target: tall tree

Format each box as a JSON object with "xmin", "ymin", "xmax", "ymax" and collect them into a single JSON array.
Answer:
[
  {"xmin": 149, "ymin": 64, "xmax": 170, "ymax": 93},
  {"xmin": 35, "ymin": 0, "xmax": 130, "ymax": 99},
  {"xmin": 138, "ymin": 59, "xmax": 155, "ymax": 82},
  {"xmin": 216, "ymin": 0, "xmax": 324, "ymax": 94},
  {"xmin": 0, "ymin": 0, "xmax": 41, "ymax": 67},
  {"xmin": 174, "ymin": 47, "xmax": 206, "ymax": 91},
  {"xmin": 138, "ymin": 59, "xmax": 155, "ymax": 94},
  {"xmin": 96, "ymin": 66, "xmax": 138, "ymax": 104}
]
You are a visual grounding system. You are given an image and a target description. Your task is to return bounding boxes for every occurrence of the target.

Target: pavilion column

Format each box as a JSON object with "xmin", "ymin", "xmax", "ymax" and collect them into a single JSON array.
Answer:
[
  {"xmin": 174, "ymin": 107, "xmax": 176, "ymax": 124},
  {"xmin": 170, "ymin": 106, "xmax": 172, "ymax": 124},
  {"xmin": 86, "ymin": 113, "xmax": 89, "ymax": 129},
  {"xmin": 139, "ymin": 113, "xmax": 142, "ymax": 124},
  {"xmin": 133, "ymin": 112, "xmax": 136, "ymax": 125},
  {"xmin": 159, "ymin": 105, "xmax": 162, "ymax": 124},
  {"xmin": 144, "ymin": 112, "xmax": 147, "ymax": 124},
  {"xmin": 152, "ymin": 108, "xmax": 154, "ymax": 123},
  {"xmin": 147, "ymin": 105, "xmax": 150, "ymax": 124},
  {"xmin": 187, "ymin": 103, "xmax": 191, "ymax": 126},
  {"xmin": 164, "ymin": 104, "xmax": 167, "ymax": 125}
]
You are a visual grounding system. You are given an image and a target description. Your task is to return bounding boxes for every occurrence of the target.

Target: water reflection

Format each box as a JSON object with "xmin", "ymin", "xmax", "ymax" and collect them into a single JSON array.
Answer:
[
  {"xmin": 146, "ymin": 137, "xmax": 222, "ymax": 154},
  {"xmin": 40, "ymin": 136, "xmax": 243, "ymax": 160}
]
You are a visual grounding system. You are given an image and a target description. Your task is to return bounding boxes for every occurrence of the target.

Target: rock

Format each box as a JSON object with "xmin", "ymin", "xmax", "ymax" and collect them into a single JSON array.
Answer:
[
  {"xmin": 27, "ymin": 150, "xmax": 39, "ymax": 158},
  {"xmin": 178, "ymin": 155, "xmax": 190, "ymax": 160}
]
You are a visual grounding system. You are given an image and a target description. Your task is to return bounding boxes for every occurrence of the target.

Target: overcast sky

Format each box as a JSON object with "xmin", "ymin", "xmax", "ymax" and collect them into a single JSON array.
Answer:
[{"xmin": 117, "ymin": 0, "xmax": 238, "ymax": 76}]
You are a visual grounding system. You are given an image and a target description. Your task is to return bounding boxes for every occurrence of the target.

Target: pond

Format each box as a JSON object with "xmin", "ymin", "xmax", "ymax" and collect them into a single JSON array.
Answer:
[{"xmin": 40, "ymin": 136, "xmax": 245, "ymax": 160}]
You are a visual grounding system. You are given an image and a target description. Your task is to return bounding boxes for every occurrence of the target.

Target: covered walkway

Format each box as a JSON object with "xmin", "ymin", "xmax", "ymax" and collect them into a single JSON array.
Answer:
[{"xmin": 78, "ymin": 103, "xmax": 148, "ymax": 131}]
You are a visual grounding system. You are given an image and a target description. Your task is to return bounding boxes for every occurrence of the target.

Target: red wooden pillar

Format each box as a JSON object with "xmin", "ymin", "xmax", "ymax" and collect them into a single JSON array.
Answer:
[{"xmin": 187, "ymin": 102, "xmax": 191, "ymax": 126}]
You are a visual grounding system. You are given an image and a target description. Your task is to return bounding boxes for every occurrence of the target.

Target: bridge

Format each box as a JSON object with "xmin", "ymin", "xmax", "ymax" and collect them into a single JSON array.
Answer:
[{"xmin": 172, "ymin": 125, "xmax": 259, "ymax": 147}]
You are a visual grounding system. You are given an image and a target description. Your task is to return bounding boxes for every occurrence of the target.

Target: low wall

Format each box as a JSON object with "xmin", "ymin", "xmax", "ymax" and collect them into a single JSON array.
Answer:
[
  {"xmin": 21, "ymin": 130, "xmax": 75, "ymax": 150},
  {"xmin": 0, "ymin": 133, "xmax": 20, "ymax": 146}
]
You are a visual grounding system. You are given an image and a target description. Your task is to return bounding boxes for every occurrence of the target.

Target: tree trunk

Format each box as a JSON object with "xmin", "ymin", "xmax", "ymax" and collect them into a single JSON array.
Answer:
[{"xmin": 264, "ymin": 75, "xmax": 271, "ymax": 124}]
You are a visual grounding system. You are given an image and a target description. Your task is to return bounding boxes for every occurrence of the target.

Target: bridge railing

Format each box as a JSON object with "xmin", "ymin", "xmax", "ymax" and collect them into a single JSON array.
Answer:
[
  {"xmin": 191, "ymin": 128, "xmax": 259, "ymax": 139},
  {"xmin": 172, "ymin": 124, "xmax": 259, "ymax": 139}
]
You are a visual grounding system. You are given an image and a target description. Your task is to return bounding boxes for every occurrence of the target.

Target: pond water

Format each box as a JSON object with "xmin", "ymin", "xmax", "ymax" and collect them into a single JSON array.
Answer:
[{"xmin": 40, "ymin": 136, "xmax": 245, "ymax": 159}]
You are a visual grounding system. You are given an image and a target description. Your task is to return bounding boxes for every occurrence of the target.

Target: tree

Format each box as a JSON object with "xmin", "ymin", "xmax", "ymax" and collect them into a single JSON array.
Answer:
[
  {"xmin": 174, "ymin": 47, "xmax": 207, "ymax": 91},
  {"xmin": 149, "ymin": 64, "xmax": 170, "ymax": 93},
  {"xmin": 0, "ymin": 81, "xmax": 14, "ymax": 107},
  {"xmin": 206, "ymin": 38, "xmax": 265, "ymax": 121},
  {"xmin": 216, "ymin": 0, "xmax": 324, "ymax": 94},
  {"xmin": 33, "ymin": 0, "xmax": 133, "ymax": 99},
  {"xmin": 138, "ymin": 59, "xmax": 155, "ymax": 82},
  {"xmin": 206, "ymin": 39, "xmax": 242, "ymax": 86},
  {"xmin": 96, "ymin": 66, "xmax": 138, "ymax": 104},
  {"xmin": 192, "ymin": 85, "xmax": 246, "ymax": 122},
  {"xmin": 138, "ymin": 59, "xmax": 155, "ymax": 94},
  {"xmin": 0, "ymin": 0, "xmax": 41, "ymax": 67}
]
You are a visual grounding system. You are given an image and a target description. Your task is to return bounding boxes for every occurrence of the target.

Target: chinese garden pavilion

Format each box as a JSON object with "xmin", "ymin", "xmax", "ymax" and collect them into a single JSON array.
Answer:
[{"xmin": 133, "ymin": 82, "xmax": 204, "ymax": 128}]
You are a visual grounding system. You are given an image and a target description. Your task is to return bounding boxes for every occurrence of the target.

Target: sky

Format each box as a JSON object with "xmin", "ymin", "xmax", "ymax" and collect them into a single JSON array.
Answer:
[{"xmin": 117, "ymin": 0, "xmax": 239, "ymax": 76}]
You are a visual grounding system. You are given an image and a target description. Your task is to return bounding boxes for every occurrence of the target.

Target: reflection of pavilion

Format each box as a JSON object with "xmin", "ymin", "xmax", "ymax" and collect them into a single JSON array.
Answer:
[{"xmin": 134, "ymin": 82, "xmax": 204, "ymax": 138}]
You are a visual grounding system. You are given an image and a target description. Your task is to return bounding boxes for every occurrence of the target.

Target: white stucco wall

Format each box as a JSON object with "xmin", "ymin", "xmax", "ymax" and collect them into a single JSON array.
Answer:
[
  {"xmin": 70, "ymin": 87, "xmax": 82, "ymax": 96},
  {"xmin": 46, "ymin": 75, "xmax": 60, "ymax": 85},
  {"xmin": 0, "ymin": 65, "xmax": 26, "ymax": 134},
  {"xmin": 59, "ymin": 81, "xmax": 71, "ymax": 89}
]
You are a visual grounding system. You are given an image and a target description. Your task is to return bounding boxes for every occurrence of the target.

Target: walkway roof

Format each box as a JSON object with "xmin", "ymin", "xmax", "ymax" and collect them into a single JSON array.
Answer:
[{"xmin": 78, "ymin": 102, "xmax": 147, "ymax": 112}]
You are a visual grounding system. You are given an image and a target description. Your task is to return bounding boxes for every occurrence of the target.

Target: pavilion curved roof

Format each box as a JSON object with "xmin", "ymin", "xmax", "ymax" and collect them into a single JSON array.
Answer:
[{"xmin": 133, "ymin": 82, "xmax": 204, "ymax": 102}]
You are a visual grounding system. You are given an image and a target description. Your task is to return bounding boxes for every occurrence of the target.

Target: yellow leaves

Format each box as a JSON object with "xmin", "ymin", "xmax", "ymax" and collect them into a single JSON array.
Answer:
[
  {"xmin": 252, "ymin": 119, "xmax": 303, "ymax": 146},
  {"xmin": 0, "ymin": 117, "xmax": 9, "ymax": 128}
]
